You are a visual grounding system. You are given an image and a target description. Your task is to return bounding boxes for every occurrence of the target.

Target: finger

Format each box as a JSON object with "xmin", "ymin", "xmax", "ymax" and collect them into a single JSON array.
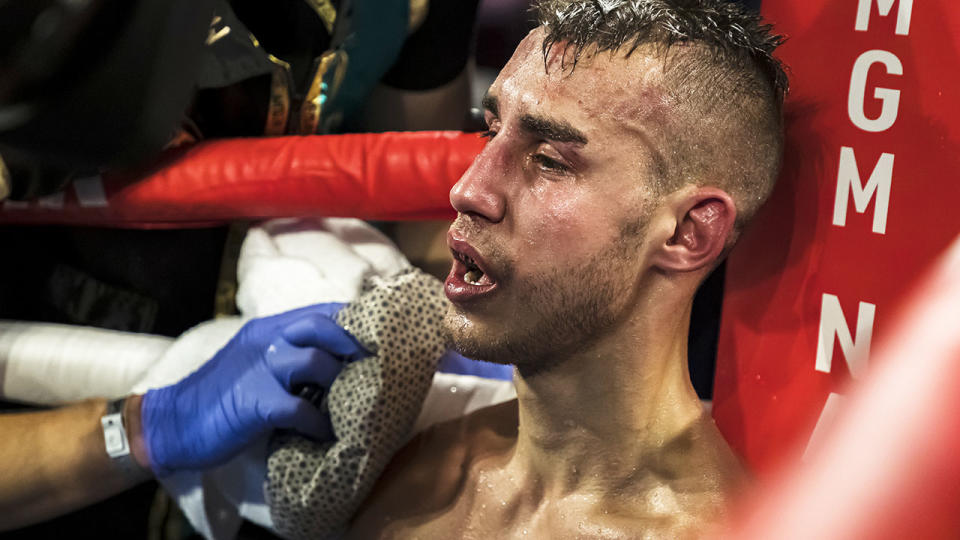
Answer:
[
  {"xmin": 257, "ymin": 302, "xmax": 348, "ymax": 329},
  {"xmin": 291, "ymin": 348, "xmax": 345, "ymax": 387},
  {"xmin": 266, "ymin": 342, "xmax": 344, "ymax": 390},
  {"xmin": 266, "ymin": 394, "xmax": 334, "ymax": 441},
  {"xmin": 282, "ymin": 314, "xmax": 368, "ymax": 360}
]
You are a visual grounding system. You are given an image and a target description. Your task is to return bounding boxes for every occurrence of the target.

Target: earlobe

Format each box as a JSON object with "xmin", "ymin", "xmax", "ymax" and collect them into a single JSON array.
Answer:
[{"xmin": 652, "ymin": 188, "xmax": 736, "ymax": 273}]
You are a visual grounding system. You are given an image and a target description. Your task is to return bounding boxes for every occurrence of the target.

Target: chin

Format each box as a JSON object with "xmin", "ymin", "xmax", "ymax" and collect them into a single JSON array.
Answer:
[{"xmin": 442, "ymin": 306, "xmax": 514, "ymax": 365}]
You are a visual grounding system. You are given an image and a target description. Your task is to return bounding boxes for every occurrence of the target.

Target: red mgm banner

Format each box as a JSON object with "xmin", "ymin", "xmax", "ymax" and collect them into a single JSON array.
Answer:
[{"xmin": 714, "ymin": 0, "xmax": 960, "ymax": 473}]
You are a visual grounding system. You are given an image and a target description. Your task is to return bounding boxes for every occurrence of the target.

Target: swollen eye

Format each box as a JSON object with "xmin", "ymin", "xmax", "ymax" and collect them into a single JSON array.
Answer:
[{"xmin": 534, "ymin": 154, "xmax": 566, "ymax": 171}]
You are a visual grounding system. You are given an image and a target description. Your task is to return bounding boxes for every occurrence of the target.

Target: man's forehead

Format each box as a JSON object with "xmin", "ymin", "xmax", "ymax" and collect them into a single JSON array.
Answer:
[{"xmin": 492, "ymin": 29, "xmax": 674, "ymax": 128}]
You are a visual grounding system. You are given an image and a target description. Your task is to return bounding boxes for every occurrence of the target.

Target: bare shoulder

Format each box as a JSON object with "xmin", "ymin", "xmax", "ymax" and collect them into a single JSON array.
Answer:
[
  {"xmin": 625, "ymin": 413, "xmax": 749, "ymax": 534},
  {"xmin": 684, "ymin": 412, "xmax": 749, "ymax": 493},
  {"xmin": 346, "ymin": 400, "xmax": 518, "ymax": 538}
]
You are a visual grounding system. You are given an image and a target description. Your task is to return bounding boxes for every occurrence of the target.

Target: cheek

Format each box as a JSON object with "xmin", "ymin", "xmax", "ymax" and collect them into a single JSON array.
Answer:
[{"xmin": 515, "ymin": 187, "xmax": 619, "ymax": 266}]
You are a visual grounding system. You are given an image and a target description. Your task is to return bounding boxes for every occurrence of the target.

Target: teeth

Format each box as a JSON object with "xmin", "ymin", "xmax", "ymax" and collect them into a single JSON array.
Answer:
[{"xmin": 465, "ymin": 270, "xmax": 483, "ymax": 284}]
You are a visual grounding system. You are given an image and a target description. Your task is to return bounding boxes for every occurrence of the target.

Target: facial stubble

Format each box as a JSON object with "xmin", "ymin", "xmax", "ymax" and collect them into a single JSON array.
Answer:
[{"xmin": 443, "ymin": 219, "xmax": 648, "ymax": 375}]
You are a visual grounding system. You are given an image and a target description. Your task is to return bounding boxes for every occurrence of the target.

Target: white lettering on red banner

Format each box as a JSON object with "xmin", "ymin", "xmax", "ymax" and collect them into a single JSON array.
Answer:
[
  {"xmin": 815, "ymin": 293, "xmax": 875, "ymax": 380},
  {"xmin": 848, "ymin": 50, "xmax": 903, "ymax": 133},
  {"xmin": 832, "ymin": 146, "xmax": 894, "ymax": 234},
  {"xmin": 856, "ymin": 0, "xmax": 914, "ymax": 36}
]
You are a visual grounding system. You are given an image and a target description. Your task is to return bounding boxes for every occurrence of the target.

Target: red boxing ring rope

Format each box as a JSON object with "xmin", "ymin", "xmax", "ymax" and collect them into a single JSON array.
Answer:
[{"xmin": 0, "ymin": 131, "xmax": 487, "ymax": 228}]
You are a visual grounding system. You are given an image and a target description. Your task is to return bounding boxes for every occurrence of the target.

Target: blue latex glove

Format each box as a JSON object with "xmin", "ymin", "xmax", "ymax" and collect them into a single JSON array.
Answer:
[
  {"xmin": 141, "ymin": 303, "xmax": 366, "ymax": 476},
  {"xmin": 436, "ymin": 350, "xmax": 514, "ymax": 381}
]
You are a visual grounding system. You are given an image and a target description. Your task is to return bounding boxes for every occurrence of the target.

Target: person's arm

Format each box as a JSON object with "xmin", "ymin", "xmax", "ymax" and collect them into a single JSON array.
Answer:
[
  {"xmin": 0, "ymin": 302, "xmax": 365, "ymax": 531},
  {"xmin": 0, "ymin": 396, "xmax": 149, "ymax": 530}
]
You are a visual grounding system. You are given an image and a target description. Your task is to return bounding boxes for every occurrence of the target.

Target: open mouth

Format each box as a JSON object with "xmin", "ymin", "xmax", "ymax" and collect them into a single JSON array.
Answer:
[
  {"xmin": 445, "ymin": 233, "xmax": 499, "ymax": 303},
  {"xmin": 453, "ymin": 249, "xmax": 494, "ymax": 286}
]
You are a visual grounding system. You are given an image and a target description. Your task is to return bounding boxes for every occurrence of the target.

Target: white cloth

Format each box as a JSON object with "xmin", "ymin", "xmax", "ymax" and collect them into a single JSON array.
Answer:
[{"xmin": 0, "ymin": 322, "xmax": 171, "ymax": 405}]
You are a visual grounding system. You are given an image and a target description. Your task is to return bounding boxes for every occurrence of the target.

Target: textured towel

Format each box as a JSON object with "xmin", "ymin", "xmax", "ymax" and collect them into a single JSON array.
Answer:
[{"xmin": 266, "ymin": 268, "xmax": 449, "ymax": 540}]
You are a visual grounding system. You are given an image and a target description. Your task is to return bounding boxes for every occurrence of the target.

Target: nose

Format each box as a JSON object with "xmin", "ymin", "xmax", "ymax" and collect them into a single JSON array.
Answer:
[{"xmin": 449, "ymin": 141, "xmax": 507, "ymax": 223}]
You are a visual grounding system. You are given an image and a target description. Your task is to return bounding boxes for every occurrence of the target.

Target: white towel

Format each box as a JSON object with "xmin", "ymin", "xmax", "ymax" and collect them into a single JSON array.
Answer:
[{"xmin": 0, "ymin": 322, "xmax": 171, "ymax": 405}]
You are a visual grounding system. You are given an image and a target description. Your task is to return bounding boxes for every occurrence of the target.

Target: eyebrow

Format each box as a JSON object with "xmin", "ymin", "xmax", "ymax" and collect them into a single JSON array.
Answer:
[
  {"xmin": 481, "ymin": 93, "xmax": 588, "ymax": 146},
  {"xmin": 518, "ymin": 114, "xmax": 588, "ymax": 145}
]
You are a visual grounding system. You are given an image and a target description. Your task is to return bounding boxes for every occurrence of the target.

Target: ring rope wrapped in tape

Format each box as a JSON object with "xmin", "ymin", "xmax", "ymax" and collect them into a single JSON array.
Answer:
[{"xmin": 265, "ymin": 267, "xmax": 449, "ymax": 539}]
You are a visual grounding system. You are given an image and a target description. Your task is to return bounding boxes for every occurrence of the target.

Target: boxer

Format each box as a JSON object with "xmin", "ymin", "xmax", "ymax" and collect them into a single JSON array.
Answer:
[{"xmin": 347, "ymin": 0, "xmax": 787, "ymax": 537}]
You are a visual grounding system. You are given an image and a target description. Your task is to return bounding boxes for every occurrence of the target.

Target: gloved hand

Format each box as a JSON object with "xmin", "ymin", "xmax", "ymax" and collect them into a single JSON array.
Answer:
[{"xmin": 141, "ymin": 303, "xmax": 366, "ymax": 476}]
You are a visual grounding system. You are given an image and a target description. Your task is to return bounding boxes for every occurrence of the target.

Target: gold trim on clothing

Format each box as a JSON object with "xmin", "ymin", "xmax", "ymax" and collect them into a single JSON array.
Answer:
[
  {"xmin": 248, "ymin": 31, "xmax": 294, "ymax": 136},
  {"xmin": 264, "ymin": 62, "xmax": 292, "ymax": 136},
  {"xmin": 408, "ymin": 0, "xmax": 429, "ymax": 33},
  {"xmin": 206, "ymin": 15, "xmax": 232, "ymax": 45},
  {"xmin": 304, "ymin": 0, "xmax": 337, "ymax": 34},
  {"xmin": 299, "ymin": 49, "xmax": 348, "ymax": 135}
]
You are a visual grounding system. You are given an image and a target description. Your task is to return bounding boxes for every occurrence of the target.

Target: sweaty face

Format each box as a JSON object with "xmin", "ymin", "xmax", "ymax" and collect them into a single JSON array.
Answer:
[{"xmin": 443, "ymin": 30, "xmax": 670, "ymax": 370}]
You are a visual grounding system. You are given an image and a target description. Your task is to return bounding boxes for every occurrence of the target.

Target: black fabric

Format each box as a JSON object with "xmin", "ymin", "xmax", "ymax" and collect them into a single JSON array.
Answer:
[
  {"xmin": 190, "ymin": 0, "xmax": 339, "ymax": 137},
  {"xmin": 45, "ymin": 264, "xmax": 159, "ymax": 333},
  {"xmin": 230, "ymin": 0, "xmax": 335, "ymax": 90},
  {"xmin": 381, "ymin": 0, "xmax": 481, "ymax": 91},
  {"xmin": 688, "ymin": 262, "xmax": 724, "ymax": 399},
  {"xmin": 193, "ymin": 0, "xmax": 277, "ymax": 90},
  {"xmin": 0, "ymin": 226, "xmax": 227, "ymax": 337},
  {"xmin": 474, "ymin": 0, "xmax": 537, "ymax": 70},
  {"xmin": 192, "ymin": 74, "xmax": 275, "ymax": 138}
]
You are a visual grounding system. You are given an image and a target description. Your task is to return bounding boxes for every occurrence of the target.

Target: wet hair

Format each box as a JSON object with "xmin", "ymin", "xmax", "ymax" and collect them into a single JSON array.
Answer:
[{"xmin": 534, "ymin": 0, "xmax": 788, "ymax": 236}]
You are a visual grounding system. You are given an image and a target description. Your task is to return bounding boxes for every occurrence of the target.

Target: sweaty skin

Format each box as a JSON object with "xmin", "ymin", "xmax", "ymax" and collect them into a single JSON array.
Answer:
[{"xmin": 348, "ymin": 29, "xmax": 746, "ymax": 539}]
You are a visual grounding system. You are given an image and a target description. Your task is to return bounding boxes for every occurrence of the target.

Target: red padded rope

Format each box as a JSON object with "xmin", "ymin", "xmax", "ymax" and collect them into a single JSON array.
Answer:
[{"xmin": 0, "ymin": 131, "xmax": 486, "ymax": 228}]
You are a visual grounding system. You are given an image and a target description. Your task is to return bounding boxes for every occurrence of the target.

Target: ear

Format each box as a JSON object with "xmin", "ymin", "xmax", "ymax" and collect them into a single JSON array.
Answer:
[{"xmin": 650, "ymin": 187, "xmax": 737, "ymax": 273}]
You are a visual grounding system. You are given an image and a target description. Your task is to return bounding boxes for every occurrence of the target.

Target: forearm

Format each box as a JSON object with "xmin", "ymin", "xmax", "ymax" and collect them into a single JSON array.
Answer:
[
  {"xmin": 0, "ymin": 303, "xmax": 362, "ymax": 530},
  {"xmin": 0, "ymin": 396, "xmax": 151, "ymax": 531}
]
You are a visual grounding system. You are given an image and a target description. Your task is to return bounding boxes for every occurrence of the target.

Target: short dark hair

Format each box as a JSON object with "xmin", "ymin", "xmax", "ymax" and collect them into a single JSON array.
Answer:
[{"xmin": 534, "ymin": 0, "xmax": 788, "ymax": 234}]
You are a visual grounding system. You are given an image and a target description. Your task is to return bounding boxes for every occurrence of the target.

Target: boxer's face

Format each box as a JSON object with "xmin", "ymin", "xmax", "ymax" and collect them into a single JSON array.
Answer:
[{"xmin": 443, "ymin": 29, "xmax": 675, "ymax": 368}]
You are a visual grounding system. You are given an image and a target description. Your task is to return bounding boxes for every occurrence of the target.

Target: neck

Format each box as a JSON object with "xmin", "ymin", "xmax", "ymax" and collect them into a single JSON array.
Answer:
[{"xmin": 508, "ymin": 285, "xmax": 708, "ymax": 500}]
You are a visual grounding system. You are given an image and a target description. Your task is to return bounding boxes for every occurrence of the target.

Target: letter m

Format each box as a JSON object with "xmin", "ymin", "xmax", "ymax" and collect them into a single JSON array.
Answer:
[
  {"xmin": 815, "ymin": 293, "xmax": 875, "ymax": 380},
  {"xmin": 832, "ymin": 146, "xmax": 893, "ymax": 235},
  {"xmin": 856, "ymin": 0, "xmax": 914, "ymax": 36}
]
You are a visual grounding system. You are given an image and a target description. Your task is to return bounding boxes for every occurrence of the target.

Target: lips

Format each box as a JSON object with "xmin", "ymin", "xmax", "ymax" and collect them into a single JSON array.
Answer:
[{"xmin": 445, "ymin": 232, "xmax": 499, "ymax": 303}]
